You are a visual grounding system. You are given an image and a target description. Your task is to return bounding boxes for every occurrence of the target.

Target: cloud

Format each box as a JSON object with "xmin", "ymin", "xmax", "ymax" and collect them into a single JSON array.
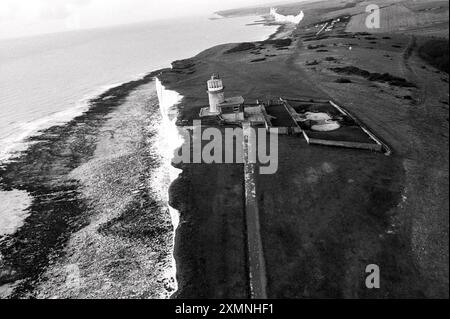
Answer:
[
  {"xmin": 40, "ymin": 0, "xmax": 92, "ymax": 20},
  {"xmin": 0, "ymin": 1, "xmax": 37, "ymax": 21},
  {"xmin": 0, "ymin": 0, "xmax": 92, "ymax": 22}
]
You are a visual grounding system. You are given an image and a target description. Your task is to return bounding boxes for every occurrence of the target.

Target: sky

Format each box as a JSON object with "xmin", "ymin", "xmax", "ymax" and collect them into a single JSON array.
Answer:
[{"xmin": 0, "ymin": 0, "xmax": 300, "ymax": 39}]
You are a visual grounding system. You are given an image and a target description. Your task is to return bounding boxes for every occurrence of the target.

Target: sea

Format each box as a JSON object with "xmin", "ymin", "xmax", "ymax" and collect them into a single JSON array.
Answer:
[
  {"xmin": 0, "ymin": 15, "xmax": 277, "ymax": 164},
  {"xmin": 0, "ymin": 15, "xmax": 277, "ymax": 243}
]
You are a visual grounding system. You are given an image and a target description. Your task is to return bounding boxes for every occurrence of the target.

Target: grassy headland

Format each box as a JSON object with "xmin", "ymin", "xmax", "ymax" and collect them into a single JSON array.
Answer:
[{"xmin": 161, "ymin": 0, "xmax": 448, "ymax": 298}]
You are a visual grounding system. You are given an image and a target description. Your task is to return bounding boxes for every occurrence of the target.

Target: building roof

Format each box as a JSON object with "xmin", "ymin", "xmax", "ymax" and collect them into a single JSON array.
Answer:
[
  {"xmin": 221, "ymin": 104, "xmax": 244, "ymax": 114},
  {"xmin": 219, "ymin": 96, "xmax": 245, "ymax": 107}
]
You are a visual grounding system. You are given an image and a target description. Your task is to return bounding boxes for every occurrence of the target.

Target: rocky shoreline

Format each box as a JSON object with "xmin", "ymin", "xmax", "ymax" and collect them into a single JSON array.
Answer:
[
  {"xmin": 0, "ymin": 70, "xmax": 179, "ymax": 298},
  {"xmin": 1, "ymin": 2, "xmax": 447, "ymax": 298},
  {"xmin": 0, "ymin": 13, "xmax": 281, "ymax": 298}
]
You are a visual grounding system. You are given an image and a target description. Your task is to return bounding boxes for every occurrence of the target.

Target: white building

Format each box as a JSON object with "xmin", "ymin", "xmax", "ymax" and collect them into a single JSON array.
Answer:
[{"xmin": 207, "ymin": 74, "xmax": 225, "ymax": 114}]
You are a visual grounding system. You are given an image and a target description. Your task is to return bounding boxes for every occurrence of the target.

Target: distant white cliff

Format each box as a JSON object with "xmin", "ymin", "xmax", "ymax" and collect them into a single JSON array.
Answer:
[{"xmin": 270, "ymin": 7, "xmax": 305, "ymax": 24}]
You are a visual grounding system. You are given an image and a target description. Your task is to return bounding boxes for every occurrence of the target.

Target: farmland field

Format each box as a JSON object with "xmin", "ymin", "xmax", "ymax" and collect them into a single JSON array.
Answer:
[{"xmin": 346, "ymin": 0, "xmax": 449, "ymax": 36}]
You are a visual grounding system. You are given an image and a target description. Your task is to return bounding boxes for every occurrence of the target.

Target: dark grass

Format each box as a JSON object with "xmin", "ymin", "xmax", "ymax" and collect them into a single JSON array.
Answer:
[
  {"xmin": 307, "ymin": 44, "xmax": 326, "ymax": 50},
  {"xmin": 306, "ymin": 60, "xmax": 320, "ymax": 66},
  {"xmin": 261, "ymin": 38, "xmax": 292, "ymax": 48},
  {"xmin": 266, "ymin": 105, "xmax": 297, "ymax": 127},
  {"xmin": 0, "ymin": 70, "xmax": 163, "ymax": 297},
  {"xmin": 419, "ymin": 39, "xmax": 449, "ymax": 74},
  {"xmin": 305, "ymin": 126, "xmax": 376, "ymax": 144}
]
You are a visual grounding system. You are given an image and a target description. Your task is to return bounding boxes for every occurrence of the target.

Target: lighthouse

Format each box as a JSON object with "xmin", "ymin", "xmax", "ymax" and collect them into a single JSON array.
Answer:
[
  {"xmin": 200, "ymin": 74, "xmax": 245, "ymax": 120},
  {"xmin": 207, "ymin": 74, "xmax": 225, "ymax": 114}
]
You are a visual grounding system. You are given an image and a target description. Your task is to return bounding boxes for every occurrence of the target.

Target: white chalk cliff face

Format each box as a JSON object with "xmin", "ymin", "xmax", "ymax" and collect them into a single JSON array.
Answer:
[
  {"xmin": 155, "ymin": 78, "xmax": 184, "ymax": 294},
  {"xmin": 270, "ymin": 8, "xmax": 305, "ymax": 24}
]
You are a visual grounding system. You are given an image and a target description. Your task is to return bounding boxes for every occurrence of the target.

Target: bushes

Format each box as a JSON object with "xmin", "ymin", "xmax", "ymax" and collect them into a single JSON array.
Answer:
[
  {"xmin": 335, "ymin": 78, "xmax": 352, "ymax": 83},
  {"xmin": 307, "ymin": 44, "xmax": 326, "ymax": 50},
  {"xmin": 330, "ymin": 66, "xmax": 416, "ymax": 87},
  {"xmin": 330, "ymin": 66, "xmax": 370, "ymax": 77},
  {"xmin": 225, "ymin": 42, "xmax": 256, "ymax": 54},
  {"xmin": 250, "ymin": 58, "xmax": 266, "ymax": 63},
  {"xmin": 306, "ymin": 60, "xmax": 320, "ymax": 66},
  {"xmin": 225, "ymin": 38, "xmax": 293, "ymax": 54},
  {"xmin": 172, "ymin": 59, "xmax": 195, "ymax": 70},
  {"xmin": 262, "ymin": 38, "xmax": 293, "ymax": 48}
]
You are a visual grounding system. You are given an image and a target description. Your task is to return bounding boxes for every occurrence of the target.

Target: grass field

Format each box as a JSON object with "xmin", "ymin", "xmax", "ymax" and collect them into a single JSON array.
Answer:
[
  {"xmin": 161, "ymin": 0, "xmax": 449, "ymax": 298},
  {"xmin": 346, "ymin": 0, "xmax": 449, "ymax": 35}
]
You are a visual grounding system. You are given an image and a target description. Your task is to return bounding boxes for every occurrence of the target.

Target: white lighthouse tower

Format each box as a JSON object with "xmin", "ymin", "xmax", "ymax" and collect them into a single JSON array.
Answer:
[{"xmin": 207, "ymin": 74, "xmax": 225, "ymax": 114}]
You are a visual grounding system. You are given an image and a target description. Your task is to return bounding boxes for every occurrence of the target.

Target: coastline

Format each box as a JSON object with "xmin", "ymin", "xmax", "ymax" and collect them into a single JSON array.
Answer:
[
  {"xmin": 0, "ymin": 15, "xmax": 279, "ymax": 299},
  {"xmin": 34, "ymin": 80, "xmax": 178, "ymax": 299},
  {"xmin": 1, "ymin": 2, "xmax": 446, "ymax": 299},
  {"xmin": 0, "ymin": 70, "xmax": 171, "ymax": 298},
  {"xmin": 160, "ymin": 22, "xmax": 295, "ymax": 299}
]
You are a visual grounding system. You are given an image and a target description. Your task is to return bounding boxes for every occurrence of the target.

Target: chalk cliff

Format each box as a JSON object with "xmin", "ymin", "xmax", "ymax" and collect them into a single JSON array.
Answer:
[{"xmin": 270, "ymin": 7, "xmax": 304, "ymax": 24}]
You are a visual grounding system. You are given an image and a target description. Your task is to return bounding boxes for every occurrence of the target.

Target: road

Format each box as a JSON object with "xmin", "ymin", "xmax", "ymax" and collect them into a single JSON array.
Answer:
[{"xmin": 242, "ymin": 122, "xmax": 267, "ymax": 299}]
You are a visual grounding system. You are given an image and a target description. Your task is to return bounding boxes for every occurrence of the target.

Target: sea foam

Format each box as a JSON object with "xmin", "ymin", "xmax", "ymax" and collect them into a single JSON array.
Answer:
[
  {"xmin": 153, "ymin": 78, "xmax": 184, "ymax": 295},
  {"xmin": 0, "ymin": 189, "xmax": 32, "ymax": 237}
]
